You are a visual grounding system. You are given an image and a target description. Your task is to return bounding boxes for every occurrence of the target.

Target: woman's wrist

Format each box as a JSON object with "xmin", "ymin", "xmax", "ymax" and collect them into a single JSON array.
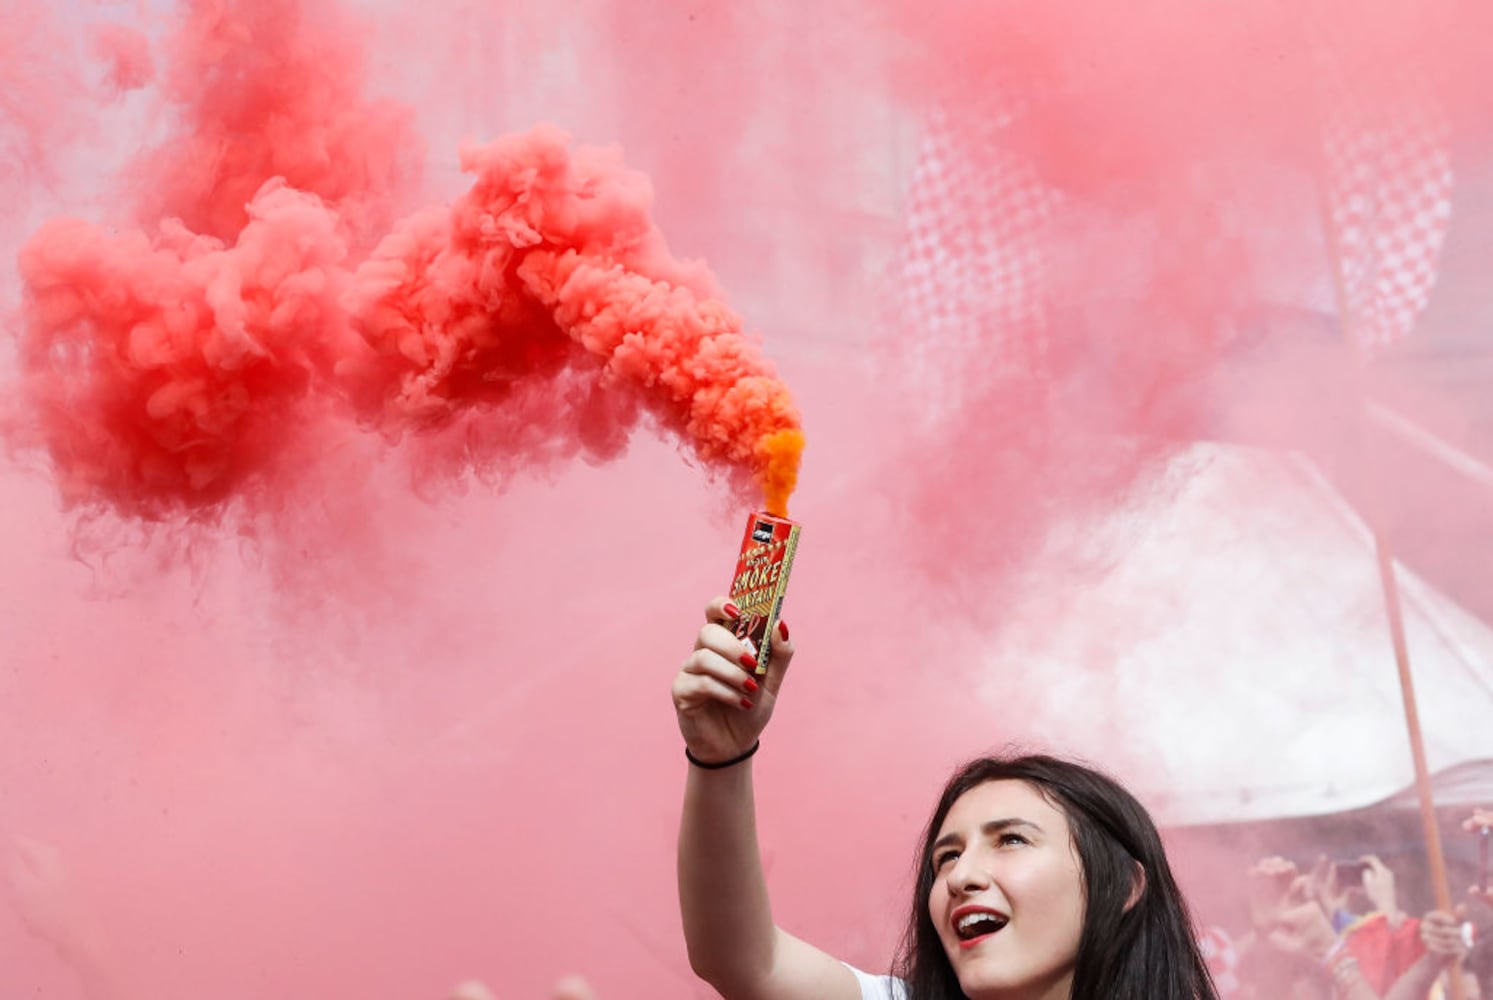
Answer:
[
  {"xmin": 686, "ymin": 741, "xmax": 760, "ymax": 770},
  {"xmin": 1324, "ymin": 944, "xmax": 1364, "ymax": 991},
  {"xmin": 1320, "ymin": 934, "xmax": 1349, "ymax": 966}
]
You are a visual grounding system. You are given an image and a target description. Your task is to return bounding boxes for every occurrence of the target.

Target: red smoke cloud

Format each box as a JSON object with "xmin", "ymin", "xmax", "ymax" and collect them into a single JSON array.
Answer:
[
  {"xmin": 13, "ymin": 1, "xmax": 804, "ymax": 521},
  {"xmin": 18, "ymin": 183, "xmax": 353, "ymax": 515},
  {"xmin": 87, "ymin": 24, "xmax": 154, "ymax": 96},
  {"xmin": 130, "ymin": 0, "xmax": 422, "ymax": 244},
  {"xmin": 350, "ymin": 127, "xmax": 802, "ymax": 512}
]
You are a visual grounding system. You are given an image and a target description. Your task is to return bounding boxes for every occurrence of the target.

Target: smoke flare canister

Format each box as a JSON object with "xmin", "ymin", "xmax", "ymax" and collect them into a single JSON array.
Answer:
[{"xmin": 728, "ymin": 512, "xmax": 801, "ymax": 676}]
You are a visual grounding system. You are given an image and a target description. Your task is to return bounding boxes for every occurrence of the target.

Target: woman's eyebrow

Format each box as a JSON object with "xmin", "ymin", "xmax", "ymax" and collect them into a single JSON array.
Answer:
[{"xmin": 932, "ymin": 818, "xmax": 1043, "ymax": 853}]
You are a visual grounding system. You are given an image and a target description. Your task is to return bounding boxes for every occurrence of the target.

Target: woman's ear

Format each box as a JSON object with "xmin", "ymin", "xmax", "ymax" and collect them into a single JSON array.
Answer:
[{"xmin": 1124, "ymin": 861, "xmax": 1147, "ymax": 912}]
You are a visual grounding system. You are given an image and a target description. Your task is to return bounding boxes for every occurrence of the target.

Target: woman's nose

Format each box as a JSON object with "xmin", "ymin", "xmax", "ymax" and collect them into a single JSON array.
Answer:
[{"xmin": 947, "ymin": 850, "xmax": 991, "ymax": 894}]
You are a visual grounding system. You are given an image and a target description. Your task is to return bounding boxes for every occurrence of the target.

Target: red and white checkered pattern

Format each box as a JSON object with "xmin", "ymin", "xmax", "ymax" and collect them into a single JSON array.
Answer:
[
  {"xmin": 1318, "ymin": 59, "xmax": 1453, "ymax": 355},
  {"xmin": 885, "ymin": 100, "xmax": 1061, "ymax": 379},
  {"xmin": 887, "ymin": 51, "xmax": 1452, "ymax": 368}
]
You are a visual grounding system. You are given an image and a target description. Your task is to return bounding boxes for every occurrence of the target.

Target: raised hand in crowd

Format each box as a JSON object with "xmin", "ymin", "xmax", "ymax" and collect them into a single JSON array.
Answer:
[
  {"xmin": 1261, "ymin": 875, "xmax": 1338, "ymax": 959},
  {"xmin": 1246, "ymin": 856, "xmax": 1299, "ymax": 936},
  {"xmin": 1419, "ymin": 909, "xmax": 1471, "ymax": 963},
  {"xmin": 1360, "ymin": 855, "xmax": 1404, "ymax": 928},
  {"xmin": 1306, "ymin": 856, "xmax": 1354, "ymax": 925}
]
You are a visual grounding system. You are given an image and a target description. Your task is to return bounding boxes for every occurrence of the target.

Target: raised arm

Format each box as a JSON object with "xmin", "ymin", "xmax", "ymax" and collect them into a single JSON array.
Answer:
[{"xmin": 673, "ymin": 598, "xmax": 863, "ymax": 1000}]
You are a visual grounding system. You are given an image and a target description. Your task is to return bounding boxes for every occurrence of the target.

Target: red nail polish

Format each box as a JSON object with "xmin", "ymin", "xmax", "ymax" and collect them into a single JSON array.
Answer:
[
  {"xmin": 740, "ymin": 697, "xmax": 754, "ymax": 709},
  {"xmin": 723, "ymin": 602, "xmax": 741, "ymax": 619},
  {"xmin": 743, "ymin": 678, "xmax": 759, "ymax": 694},
  {"xmin": 777, "ymin": 620, "xmax": 790, "ymax": 641},
  {"xmin": 740, "ymin": 651, "xmax": 758, "ymax": 669}
]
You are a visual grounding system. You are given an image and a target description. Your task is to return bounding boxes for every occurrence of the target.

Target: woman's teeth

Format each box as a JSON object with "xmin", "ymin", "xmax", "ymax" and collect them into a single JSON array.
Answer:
[{"xmin": 956, "ymin": 913, "xmax": 1008, "ymax": 940}]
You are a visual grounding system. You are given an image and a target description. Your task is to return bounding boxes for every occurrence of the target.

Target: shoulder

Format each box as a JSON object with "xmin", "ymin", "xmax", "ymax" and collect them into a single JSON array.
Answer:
[{"xmin": 842, "ymin": 963, "xmax": 908, "ymax": 1000}]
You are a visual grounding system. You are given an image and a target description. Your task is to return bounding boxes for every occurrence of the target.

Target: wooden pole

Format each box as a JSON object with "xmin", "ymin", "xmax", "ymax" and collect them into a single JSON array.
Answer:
[
  {"xmin": 1372, "ymin": 534, "xmax": 1460, "ymax": 917},
  {"xmin": 1313, "ymin": 133, "xmax": 1466, "ymax": 999}
]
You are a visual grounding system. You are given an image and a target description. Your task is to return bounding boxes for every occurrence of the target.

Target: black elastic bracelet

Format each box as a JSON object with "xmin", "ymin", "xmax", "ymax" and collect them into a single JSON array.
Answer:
[{"xmin": 686, "ymin": 740, "xmax": 761, "ymax": 770}]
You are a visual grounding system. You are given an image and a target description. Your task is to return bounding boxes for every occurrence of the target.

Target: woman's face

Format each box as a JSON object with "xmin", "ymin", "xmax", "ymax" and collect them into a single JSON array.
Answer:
[{"xmin": 927, "ymin": 779, "xmax": 1086, "ymax": 1000}]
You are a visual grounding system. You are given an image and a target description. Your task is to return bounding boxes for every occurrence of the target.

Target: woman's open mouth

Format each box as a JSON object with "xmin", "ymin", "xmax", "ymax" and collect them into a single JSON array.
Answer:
[{"xmin": 954, "ymin": 909, "xmax": 1009, "ymax": 947}]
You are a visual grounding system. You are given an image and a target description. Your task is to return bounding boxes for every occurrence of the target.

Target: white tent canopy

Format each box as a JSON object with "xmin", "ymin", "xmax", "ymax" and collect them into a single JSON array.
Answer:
[{"xmin": 983, "ymin": 443, "xmax": 1493, "ymax": 825}]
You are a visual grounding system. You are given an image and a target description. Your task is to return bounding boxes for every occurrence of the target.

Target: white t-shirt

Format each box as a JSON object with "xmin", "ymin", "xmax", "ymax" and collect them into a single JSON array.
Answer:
[{"xmin": 844, "ymin": 963, "xmax": 908, "ymax": 1000}]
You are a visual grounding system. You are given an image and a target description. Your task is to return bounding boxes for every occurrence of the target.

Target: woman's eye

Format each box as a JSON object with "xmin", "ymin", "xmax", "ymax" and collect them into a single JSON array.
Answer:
[
  {"xmin": 933, "ymin": 849, "xmax": 960, "ymax": 870},
  {"xmin": 998, "ymin": 833, "xmax": 1029, "ymax": 847}
]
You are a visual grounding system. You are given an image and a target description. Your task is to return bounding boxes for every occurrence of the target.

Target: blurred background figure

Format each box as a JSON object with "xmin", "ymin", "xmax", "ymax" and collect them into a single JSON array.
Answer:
[
  {"xmin": 444, "ymin": 974, "xmax": 598, "ymax": 1000},
  {"xmin": 548, "ymin": 974, "xmax": 599, "ymax": 1000},
  {"xmin": 1467, "ymin": 809, "xmax": 1493, "ymax": 908},
  {"xmin": 1198, "ymin": 924, "xmax": 1244, "ymax": 997}
]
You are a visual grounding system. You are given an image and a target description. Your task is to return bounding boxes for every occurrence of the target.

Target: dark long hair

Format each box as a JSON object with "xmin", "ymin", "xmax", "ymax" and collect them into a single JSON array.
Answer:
[{"xmin": 893, "ymin": 754, "xmax": 1218, "ymax": 1000}]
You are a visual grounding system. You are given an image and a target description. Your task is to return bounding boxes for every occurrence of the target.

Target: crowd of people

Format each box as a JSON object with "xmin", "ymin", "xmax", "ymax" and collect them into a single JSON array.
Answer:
[{"xmin": 1201, "ymin": 812, "xmax": 1493, "ymax": 998}]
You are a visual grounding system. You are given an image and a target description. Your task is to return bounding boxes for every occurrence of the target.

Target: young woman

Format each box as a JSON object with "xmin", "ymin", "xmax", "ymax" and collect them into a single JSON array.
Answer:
[{"xmin": 673, "ymin": 597, "xmax": 1219, "ymax": 1000}]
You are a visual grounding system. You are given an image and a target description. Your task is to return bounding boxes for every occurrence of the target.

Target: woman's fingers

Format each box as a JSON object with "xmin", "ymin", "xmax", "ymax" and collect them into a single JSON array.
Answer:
[
  {"xmin": 760, "ymin": 619, "xmax": 794, "ymax": 694},
  {"xmin": 1419, "ymin": 910, "xmax": 1469, "ymax": 957},
  {"xmin": 1283, "ymin": 874, "xmax": 1315, "ymax": 907},
  {"xmin": 1253, "ymin": 855, "xmax": 1297, "ymax": 875},
  {"xmin": 673, "ymin": 668, "xmax": 756, "ymax": 711},
  {"xmin": 678, "ymin": 646, "xmax": 760, "ymax": 698},
  {"xmin": 693, "ymin": 622, "xmax": 761, "ymax": 671},
  {"xmin": 696, "ymin": 595, "xmax": 795, "ymax": 693},
  {"xmin": 704, "ymin": 596, "xmax": 740, "ymax": 628}
]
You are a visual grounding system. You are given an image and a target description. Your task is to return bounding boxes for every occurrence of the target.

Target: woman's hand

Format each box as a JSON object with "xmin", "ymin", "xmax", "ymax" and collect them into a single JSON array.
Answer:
[
  {"xmin": 1463, "ymin": 808, "xmax": 1493, "ymax": 831},
  {"xmin": 1247, "ymin": 856, "xmax": 1299, "ymax": 932},
  {"xmin": 1361, "ymin": 855, "xmax": 1403, "ymax": 925},
  {"xmin": 1265, "ymin": 875, "xmax": 1340, "ymax": 960},
  {"xmin": 1418, "ymin": 909, "xmax": 1470, "ymax": 965},
  {"xmin": 672, "ymin": 597, "xmax": 794, "ymax": 766}
]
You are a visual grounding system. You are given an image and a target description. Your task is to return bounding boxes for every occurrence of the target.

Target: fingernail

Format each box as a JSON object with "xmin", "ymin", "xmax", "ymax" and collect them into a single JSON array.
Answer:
[
  {"xmin": 777, "ymin": 620, "xmax": 790, "ymax": 641},
  {"xmin": 723, "ymin": 602, "xmax": 741, "ymax": 619},
  {"xmin": 740, "ymin": 697, "xmax": 754, "ymax": 709},
  {"xmin": 739, "ymin": 651, "xmax": 758, "ymax": 669},
  {"xmin": 743, "ymin": 677, "xmax": 759, "ymax": 694}
]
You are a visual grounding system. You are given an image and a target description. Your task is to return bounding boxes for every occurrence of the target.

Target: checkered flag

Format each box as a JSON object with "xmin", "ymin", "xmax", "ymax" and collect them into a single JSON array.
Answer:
[
  {"xmin": 884, "ymin": 99, "xmax": 1062, "ymax": 382},
  {"xmin": 887, "ymin": 32, "xmax": 1452, "ymax": 369},
  {"xmin": 1317, "ymin": 50, "xmax": 1453, "ymax": 354}
]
